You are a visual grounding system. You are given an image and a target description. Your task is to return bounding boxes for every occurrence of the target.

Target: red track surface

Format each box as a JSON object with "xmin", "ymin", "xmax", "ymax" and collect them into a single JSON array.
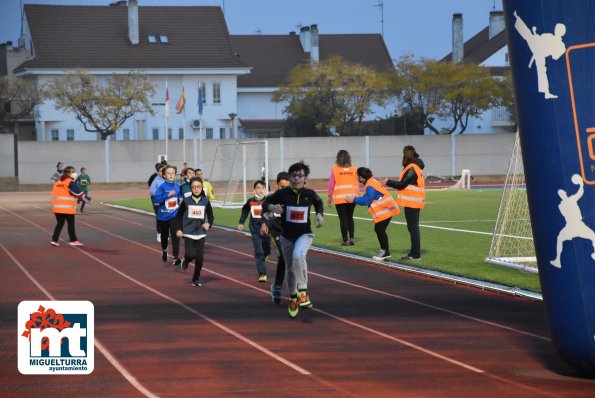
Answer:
[{"xmin": 1, "ymin": 191, "xmax": 594, "ymax": 397}]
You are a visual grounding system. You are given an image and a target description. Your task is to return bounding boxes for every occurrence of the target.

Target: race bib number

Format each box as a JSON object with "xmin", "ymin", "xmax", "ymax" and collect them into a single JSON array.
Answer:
[
  {"xmin": 80, "ymin": 179, "xmax": 88, "ymax": 186},
  {"xmin": 286, "ymin": 206, "xmax": 308, "ymax": 223},
  {"xmin": 251, "ymin": 205, "xmax": 262, "ymax": 218},
  {"xmin": 165, "ymin": 197, "xmax": 178, "ymax": 210},
  {"xmin": 188, "ymin": 205, "xmax": 205, "ymax": 219}
]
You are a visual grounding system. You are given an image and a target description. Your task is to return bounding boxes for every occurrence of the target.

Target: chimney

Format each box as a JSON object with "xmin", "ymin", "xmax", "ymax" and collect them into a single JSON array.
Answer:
[
  {"xmin": 128, "ymin": 0, "xmax": 139, "ymax": 45},
  {"xmin": 489, "ymin": 11, "xmax": 505, "ymax": 39},
  {"xmin": 299, "ymin": 26, "xmax": 311, "ymax": 53},
  {"xmin": 310, "ymin": 24, "xmax": 319, "ymax": 62},
  {"xmin": 452, "ymin": 13, "xmax": 463, "ymax": 63}
]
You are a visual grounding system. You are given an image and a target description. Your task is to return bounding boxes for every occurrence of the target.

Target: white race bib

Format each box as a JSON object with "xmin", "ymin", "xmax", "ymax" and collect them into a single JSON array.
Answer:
[
  {"xmin": 188, "ymin": 205, "xmax": 205, "ymax": 219},
  {"xmin": 251, "ymin": 205, "xmax": 263, "ymax": 218},
  {"xmin": 286, "ymin": 206, "xmax": 308, "ymax": 223}
]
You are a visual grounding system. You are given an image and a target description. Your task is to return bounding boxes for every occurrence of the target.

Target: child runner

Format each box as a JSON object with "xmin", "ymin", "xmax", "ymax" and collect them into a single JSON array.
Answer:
[
  {"xmin": 50, "ymin": 166, "xmax": 91, "ymax": 246},
  {"xmin": 149, "ymin": 163, "xmax": 167, "ymax": 242},
  {"xmin": 175, "ymin": 176, "xmax": 214, "ymax": 287},
  {"xmin": 76, "ymin": 167, "xmax": 91, "ymax": 213},
  {"xmin": 179, "ymin": 168, "xmax": 195, "ymax": 198},
  {"xmin": 152, "ymin": 165, "xmax": 182, "ymax": 266},
  {"xmin": 260, "ymin": 171, "xmax": 290, "ymax": 304},
  {"xmin": 345, "ymin": 167, "xmax": 399, "ymax": 261},
  {"xmin": 195, "ymin": 169, "xmax": 215, "ymax": 201},
  {"xmin": 262, "ymin": 161, "xmax": 324, "ymax": 318},
  {"xmin": 238, "ymin": 180, "xmax": 271, "ymax": 282}
]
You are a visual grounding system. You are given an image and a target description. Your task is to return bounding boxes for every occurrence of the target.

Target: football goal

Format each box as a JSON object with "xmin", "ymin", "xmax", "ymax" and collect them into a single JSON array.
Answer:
[
  {"xmin": 486, "ymin": 133, "xmax": 538, "ymax": 273},
  {"xmin": 208, "ymin": 140, "xmax": 269, "ymax": 208}
]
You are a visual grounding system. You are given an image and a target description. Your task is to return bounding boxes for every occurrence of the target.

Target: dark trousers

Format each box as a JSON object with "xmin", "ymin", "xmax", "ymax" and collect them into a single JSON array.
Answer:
[
  {"xmin": 158, "ymin": 219, "xmax": 180, "ymax": 258},
  {"xmin": 404, "ymin": 207, "xmax": 421, "ymax": 258},
  {"xmin": 335, "ymin": 203, "xmax": 356, "ymax": 241},
  {"xmin": 152, "ymin": 203, "xmax": 161, "ymax": 234},
  {"xmin": 184, "ymin": 237, "xmax": 206, "ymax": 282},
  {"xmin": 78, "ymin": 198, "xmax": 86, "ymax": 212},
  {"xmin": 374, "ymin": 217, "xmax": 392, "ymax": 253},
  {"xmin": 251, "ymin": 232, "xmax": 271, "ymax": 275},
  {"xmin": 52, "ymin": 213, "xmax": 77, "ymax": 242},
  {"xmin": 270, "ymin": 235, "xmax": 286, "ymax": 286}
]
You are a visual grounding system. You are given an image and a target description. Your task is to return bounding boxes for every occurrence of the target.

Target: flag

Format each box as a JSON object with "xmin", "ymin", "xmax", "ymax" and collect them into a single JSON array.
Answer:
[
  {"xmin": 164, "ymin": 81, "xmax": 170, "ymax": 118},
  {"xmin": 175, "ymin": 85, "xmax": 186, "ymax": 114},
  {"xmin": 198, "ymin": 82, "xmax": 203, "ymax": 116}
]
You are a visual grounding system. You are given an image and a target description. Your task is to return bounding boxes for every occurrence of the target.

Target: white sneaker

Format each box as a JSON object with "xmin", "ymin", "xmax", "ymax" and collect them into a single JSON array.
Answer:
[
  {"xmin": 373, "ymin": 250, "xmax": 391, "ymax": 261},
  {"xmin": 157, "ymin": 233, "xmax": 161, "ymax": 243}
]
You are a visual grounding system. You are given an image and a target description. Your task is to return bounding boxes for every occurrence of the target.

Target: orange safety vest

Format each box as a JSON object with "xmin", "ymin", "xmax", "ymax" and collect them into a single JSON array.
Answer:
[
  {"xmin": 365, "ymin": 177, "xmax": 399, "ymax": 223},
  {"xmin": 51, "ymin": 177, "xmax": 77, "ymax": 214},
  {"xmin": 332, "ymin": 165, "xmax": 359, "ymax": 205},
  {"xmin": 396, "ymin": 163, "xmax": 425, "ymax": 209}
]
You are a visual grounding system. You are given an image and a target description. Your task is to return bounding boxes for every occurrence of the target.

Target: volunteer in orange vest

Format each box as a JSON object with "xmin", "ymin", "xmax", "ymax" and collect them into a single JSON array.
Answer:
[
  {"xmin": 345, "ymin": 167, "xmax": 399, "ymax": 261},
  {"xmin": 50, "ymin": 165, "xmax": 91, "ymax": 247},
  {"xmin": 380, "ymin": 145, "xmax": 425, "ymax": 260},
  {"xmin": 327, "ymin": 149, "xmax": 359, "ymax": 246}
]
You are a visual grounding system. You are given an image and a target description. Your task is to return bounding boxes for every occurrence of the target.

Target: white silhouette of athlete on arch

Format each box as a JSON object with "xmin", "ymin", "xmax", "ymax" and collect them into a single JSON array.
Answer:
[
  {"xmin": 513, "ymin": 10, "xmax": 566, "ymax": 99},
  {"xmin": 551, "ymin": 174, "xmax": 595, "ymax": 268}
]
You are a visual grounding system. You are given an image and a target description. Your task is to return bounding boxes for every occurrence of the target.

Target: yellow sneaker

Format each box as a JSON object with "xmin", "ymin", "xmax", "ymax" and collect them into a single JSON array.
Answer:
[
  {"xmin": 298, "ymin": 290, "xmax": 312, "ymax": 308},
  {"xmin": 288, "ymin": 296, "xmax": 299, "ymax": 318},
  {"xmin": 258, "ymin": 274, "xmax": 268, "ymax": 283}
]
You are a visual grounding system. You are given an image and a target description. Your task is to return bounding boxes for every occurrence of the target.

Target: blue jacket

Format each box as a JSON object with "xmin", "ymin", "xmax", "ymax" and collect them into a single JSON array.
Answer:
[
  {"xmin": 152, "ymin": 180, "xmax": 181, "ymax": 221},
  {"xmin": 353, "ymin": 185, "xmax": 384, "ymax": 207}
]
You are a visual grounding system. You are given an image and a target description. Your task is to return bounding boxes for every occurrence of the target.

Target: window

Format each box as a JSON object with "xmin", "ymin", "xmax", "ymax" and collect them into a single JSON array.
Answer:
[
  {"xmin": 123, "ymin": 128, "xmax": 130, "ymax": 141},
  {"xmin": 206, "ymin": 128, "xmax": 213, "ymax": 140},
  {"xmin": 220, "ymin": 127, "xmax": 227, "ymax": 139},
  {"xmin": 66, "ymin": 129, "xmax": 74, "ymax": 141},
  {"xmin": 152, "ymin": 128, "xmax": 159, "ymax": 140},
  {"xmin": 51, "ymin": 129, "xmax": 59, "ymax": 141},
  {"xmin": 179, "ymin": 128, "xmax": 184, "ymax": 139},
  {"xmin": 147, "ymin": 35, "xmax": 157, "ymax": 44},
  {"xmin": 159, "ymin": 35, "xmax": 169, "ymax": 43},
  {"xmin": 212, "ymin": 82, "xmax": 221, "ymax": 104},
  {"xmin": 168, "ymin": 128, "xmax": 172, "ymax": 140},
  {"xmin": 199, "ymin": 82, "xmax": 206, "ymax": 104}
]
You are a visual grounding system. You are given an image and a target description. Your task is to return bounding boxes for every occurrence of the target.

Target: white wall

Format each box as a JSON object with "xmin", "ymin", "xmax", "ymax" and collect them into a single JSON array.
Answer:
[
  {"xmin": 15, "ymin": 133, "xmax": 515, "ymax": 184},
  {"xmin": 0, "ymin": 134, "xmax": 15, "ymax": 177}
]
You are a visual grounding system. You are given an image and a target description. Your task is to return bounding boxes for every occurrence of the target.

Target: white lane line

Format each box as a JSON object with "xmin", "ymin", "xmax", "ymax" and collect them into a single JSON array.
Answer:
[
  {"xmin": 21, "ymin": 206, "xmax": 310, "ymax": 375},
  {"xmin": 0, "ymin": 242, "xmax": 161, "ymax": 398}
]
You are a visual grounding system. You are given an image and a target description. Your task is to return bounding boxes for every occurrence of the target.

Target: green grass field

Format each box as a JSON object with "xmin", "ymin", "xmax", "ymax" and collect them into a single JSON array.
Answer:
[{"xmin": 108, "ymin": 189, "xmax": 542, "ymax": 293}]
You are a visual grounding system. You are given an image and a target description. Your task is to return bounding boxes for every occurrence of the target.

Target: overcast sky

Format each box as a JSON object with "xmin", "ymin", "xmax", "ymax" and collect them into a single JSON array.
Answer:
[{"xmin": 0, "ymin": 0, "xmax": 503, "ymax": 60}]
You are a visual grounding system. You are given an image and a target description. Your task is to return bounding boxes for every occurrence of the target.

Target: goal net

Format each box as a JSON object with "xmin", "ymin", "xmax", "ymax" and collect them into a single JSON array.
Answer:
[
  {"xmin": 208, "ymin": 140, "xmax": 269, "ymax": 208},
  {"xmin": 486, "ymin": 133, "xmax": 537, "ymax": 273},
  {"xmin": 448, "ymin": 169, "xmax": 471, "ymax": 189}
]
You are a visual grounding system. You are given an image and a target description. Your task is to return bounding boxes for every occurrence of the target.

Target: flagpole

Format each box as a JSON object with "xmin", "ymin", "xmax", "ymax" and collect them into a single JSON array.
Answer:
[
  {"xmin": 182, "ymin": 109, "xmax": 186, "ymax": 165},
  {"xmin": 164, "ymin": 79, "xmax": 169, "ymax": 161},
  {"xmin": 198, "ymin": 82, "xmax": 204, "ymax": 169}
]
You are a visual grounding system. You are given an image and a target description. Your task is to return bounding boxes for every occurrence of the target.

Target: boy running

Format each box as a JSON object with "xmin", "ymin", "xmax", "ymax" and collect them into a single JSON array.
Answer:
[{"xmin": 262, "ymin": 161, "xmax": 324, "ymax": 318}]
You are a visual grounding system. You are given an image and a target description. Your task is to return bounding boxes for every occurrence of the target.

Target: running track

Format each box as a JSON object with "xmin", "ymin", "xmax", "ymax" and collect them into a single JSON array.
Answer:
[{"xmin": 1, "ymin": 191, "xmax": 593, "ymax": 397}]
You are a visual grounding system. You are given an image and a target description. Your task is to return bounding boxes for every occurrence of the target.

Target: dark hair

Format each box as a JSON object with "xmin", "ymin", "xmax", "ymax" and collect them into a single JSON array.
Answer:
[
  {"xmin": 356, "ymin": 167, "xmax": 373, "ymax": 181},
  {"xmin": 183, "ymin": 168, "xmax": 194, "ymax": 177},
  {"xmin": 335, "ymin": 150, "xmax": 352, "ymax": 167},
  {"xmin": 276, "ymin": 171, "xmax": 289, "ymax": 183},
  {"xmin": 63, "ymin": 166, "xmax": 76, "ymax": 176},
  {"xmin": 154, "ymin": 162, "xmax": 161, "ymax": 171},
  {"xmin": 288, "ymin": 161, "xmax": 310, "ymax": 177},
  {"xmin": 56, "ymin": 161, "xmax": 63, "ymax": 168},
  {"xmin": 160, "ymin": 159, "xmax": 168, "ymax": 165},
  {"xmin": 189, "ymin": 176, "xmax": 205, "ymax": 196},
  {"xmin": 402, "ymin": 145, "xmax": 420, "ymax": 167},
  {"xmin": 253, "ymin": 180, "xmax": 266, "ymax": 189}
]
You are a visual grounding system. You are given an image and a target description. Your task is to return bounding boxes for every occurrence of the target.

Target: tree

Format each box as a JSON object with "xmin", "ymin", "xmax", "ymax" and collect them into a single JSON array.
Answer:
[
  {"xmin": 273, "ymin": 56, "xmax": 390, "ymax": 136},
  {"xmin": 0, "ymin": 76, "xmax": 43, "ymax": 134},
  {"xmin": 393, "ymin": 55, "xmax": 504, "ymax": 134},
  {"xmin": 45, "ymin": 71, "xmax": 155, "ymax": 140}
]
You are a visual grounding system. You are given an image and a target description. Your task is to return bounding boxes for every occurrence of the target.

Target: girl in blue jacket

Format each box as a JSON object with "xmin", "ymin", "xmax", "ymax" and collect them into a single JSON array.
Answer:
[{"xmin": 152, "ymin": 165, "xmax": 182, "ymax": 266}]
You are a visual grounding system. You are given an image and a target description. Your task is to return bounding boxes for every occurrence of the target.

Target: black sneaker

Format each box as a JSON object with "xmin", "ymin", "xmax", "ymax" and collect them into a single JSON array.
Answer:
[
  {"xmin": 181, "ymin": 259, "xmax": 188, "ymax": 271},
  {"xmin": 173, "ymin": 257, "xmax": 181, "ymax": 267},
  {"xmin": 373, "ymin": 249, "xmax": 391, "ymax": 261},
  {"xmin": 191, "ymin": 280, "xmax": 202, "ymax": 287},
  {"xmin": 161, "ymin": 251, "xmax": 168, "ymax": 262},
  {"xmin": 401, "ymin": 255, "xmax": 421, "ymax": 261}
]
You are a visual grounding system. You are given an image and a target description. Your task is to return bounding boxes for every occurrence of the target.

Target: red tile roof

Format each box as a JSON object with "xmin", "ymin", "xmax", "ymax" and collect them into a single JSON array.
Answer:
[{"xmin": 17, "ymin": 4, "xmax": 247, "ymax": 71}]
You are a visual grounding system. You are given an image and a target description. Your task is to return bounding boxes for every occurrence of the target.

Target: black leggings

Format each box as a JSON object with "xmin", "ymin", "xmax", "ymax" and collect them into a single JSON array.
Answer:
[
  {"xmin": 335, "ymin": 203, "xmax": 356, "ymax": 241},
  {"xmin": 374, "ymin": 217, "xmax": 391, "ymax": 253},
  {"xmin": 184, "ymin": 238, "xmax": 205, "ymax": 282},
  {"xmin": 404, "ymin": 207, "xmax": 421, "ymax": 258},
  {"xmin": 52, "ymin": 213, "xmax": 77, "ymax": 242},
  {"xmin": 158, "ymin": 219, "xmax": 180, "ymax": 258},
  {"xmin": 270, "ymin": 235, "xmax": 286, "ymax": 286}
]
